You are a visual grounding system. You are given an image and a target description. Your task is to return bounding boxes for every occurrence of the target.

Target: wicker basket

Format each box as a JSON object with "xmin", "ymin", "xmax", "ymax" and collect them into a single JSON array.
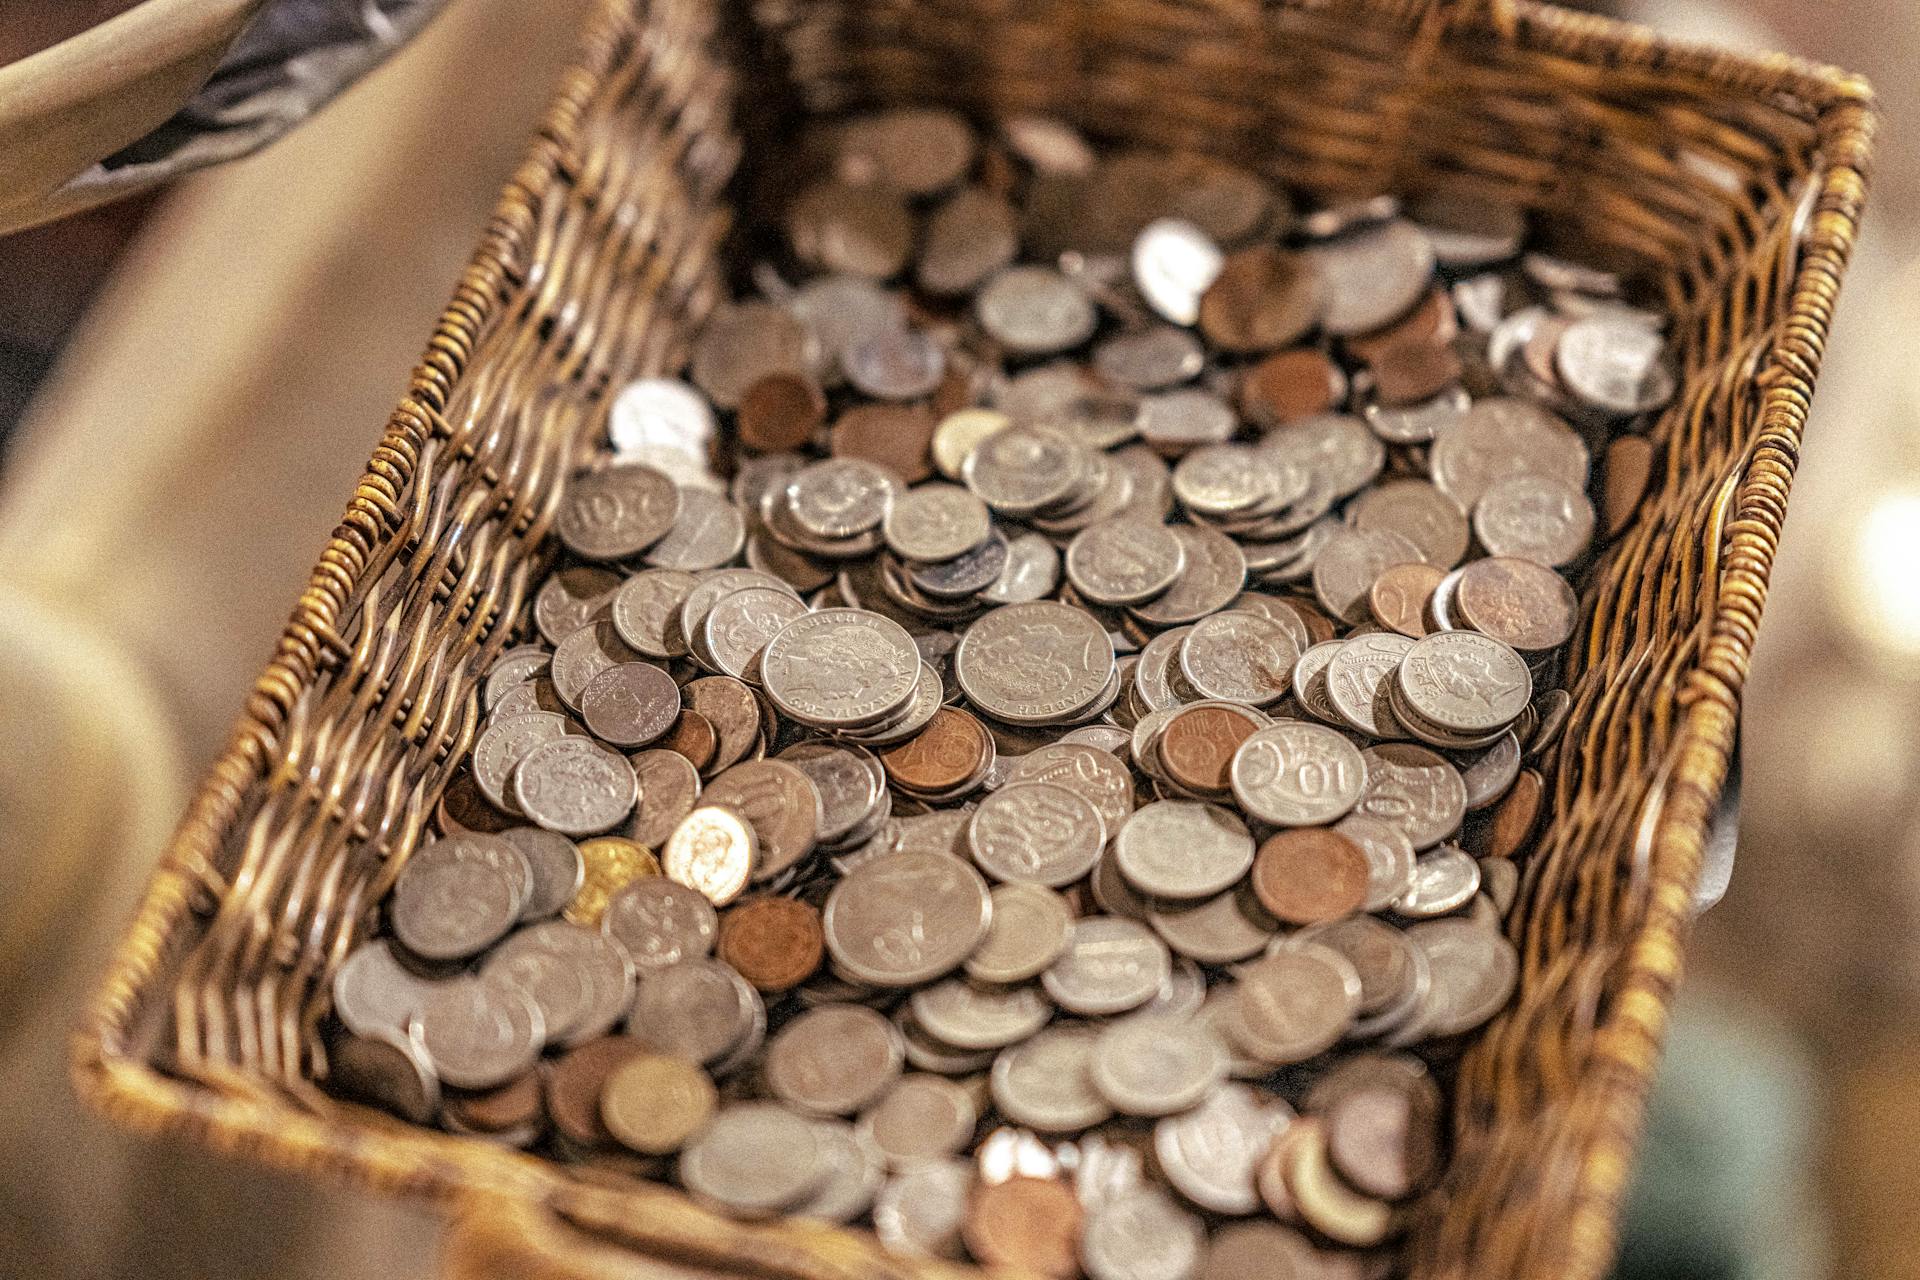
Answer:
[{"xmin": 73, "ymin": 0, "xmax": 1873, "ymax": 1277}]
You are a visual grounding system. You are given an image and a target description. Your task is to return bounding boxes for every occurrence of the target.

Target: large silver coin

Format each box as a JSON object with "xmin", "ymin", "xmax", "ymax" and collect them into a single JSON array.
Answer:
[
  {"xmin": 1043, "ymin": 917, "xmax": 1171, "ymax": 1017},
  {"xmin": 1228, "ymin": 722, "xmax": 1368, "ymax": 827},
  {"xmin": 482, "ymin": 919, "xmax": 634, "ymax": 1047},
  {"xmin": 1089, "ymin": 1013, "xmax": 1229, "ymax": 1117},
  {"xmin": 955, "ymin": 601, "xmax": 1116, "ymax": 725},
  {"xmin": 990, "ymin": 1024, "xmax": 1113, "ymax": 1133},
  {"xmin": 1152, "ymin": 1084, "xmax": 1293, "ymax": 1215},
  {"xmin": 765, "ymin": 1003, "xmax": 905, "ymax": 1114},
  {"xmin": 410, "ymin": 974, "xmax": 544, "ymax": 1090},
  {"xmin": 1081, "ymin": 1187, "xmax": 1207, "ymax": 1280},
  {"xmin": 761, "ymin": 608, "xmax": 921, "ymax": 728},
  {"xmin": 679, "ymin": 1102, "xmax": 827, "ymax": 1218},
  {"xmin": 823, "ymin": 850, "xmax": 993, "ymax": 987},
  {"xmin": 967, "ymin": 781, "xmax": 1107, "ymax": 887},
  {"xmin": 1112, "ymin": 801, "xmax": 1254, "ymax": 901}
]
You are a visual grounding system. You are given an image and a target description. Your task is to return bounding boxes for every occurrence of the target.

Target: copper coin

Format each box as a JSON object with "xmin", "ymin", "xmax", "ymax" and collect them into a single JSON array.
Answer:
[
  {"xmin": 1239, "ymin": 347, "xmax": 1345, "ymax": 427},
  {"xmin": 1602, "ymin": 433, "xmax": 1654, "ymax": 537},
  {"xmin": 1453, "ymin": 556, "xmax": 1579, "ymax": 652},
  {"xmin": 1343, "ymin": 288, "xmax": 1459, "ymax": 365},
  {"xmin": 1369, "ymin": 341, "xmax": 1463, "ymax": 407},
  {"xmin": 601, "ymin": 1053, "xmax": 718, "ymax": 1156},
  {"xmin": 831, "ymin": 402, "xmax": 938, "ymax": 485},
  {"xmin": 657, "ymin": 709, "xmax": 718, "ymax": 772},
  {"xmin": 1158, "ymin": 704, "xmax": 1262, "ymax": 794},
  {"xmin": 880, "ymin": 706, "xmax": 992, "ymax": 794},
  {"xmin": 738, "ymin": 372, "xmax": 827, "ymax": 453},
  {"xmin": 1367, "ymin": 562, "xmax": 1446, "ymax": 638},
  {"xmin": 684, "ymin": 677, "xmax": 762, "ymax": 774},
  {"xmin": 1197, "ymin": 245, "xmax": 1326, "ymax": 353},
  {"xmin": 437, "ymin": 770, "xmax": 515, "ymax": 836},
  {"xmin": 961, "ymin": 1175, "xmax": 1083, "ymax": 1278},
  {"xmin": 546, "ymin": 1036, "xmax": 644, "ymax": 1147},
  {"xmin": 444, "ymin": 1070, "xmax": 546, "ymax": 1135},
  {"xmin": 719, "ymin": 896, "xmax": 826, "ymax": 992},
  {"xmin": 1251, "ymin": 829, "xmax": 1371, "ymax": 926},
  {"xmin": 1484, "ymin": 768, "xmax": 1544, "ymax": 858}
]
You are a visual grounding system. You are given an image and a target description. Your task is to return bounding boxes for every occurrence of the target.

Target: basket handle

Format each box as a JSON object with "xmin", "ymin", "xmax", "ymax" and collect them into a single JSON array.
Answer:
[{"xmin": 1428, "ymin": 0, "xmax": 1519, "ymax": 38}]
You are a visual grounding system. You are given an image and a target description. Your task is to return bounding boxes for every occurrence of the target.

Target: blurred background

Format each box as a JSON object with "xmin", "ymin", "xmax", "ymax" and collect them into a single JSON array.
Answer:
[{"xmin": 0, "ymin": 1, "xmax": 1911, "ymax": 1277}]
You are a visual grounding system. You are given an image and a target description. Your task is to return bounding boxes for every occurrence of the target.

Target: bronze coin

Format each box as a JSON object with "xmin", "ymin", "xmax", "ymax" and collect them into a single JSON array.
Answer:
[
  {"xmin": 960, "ymin": 1175, "xmax": 1083, "ymax": 1278},
  {"xmin": 718, "ymin": 896, "xmax": 825, "ymax": 992},
  {"xmin": 1602, "ymin": 433, "xmax": 1654, "ymax": 537},
  {"xmin": 601, "ymin": 1053, "xmax": 717, "ymax": 1156},
  {"xmin": 656, "ymin": 709, "xmax": 718, "ymax": 772},
  {"xmin": 1453, "ymin": 556, "xmax": 1579, "ymax": 652},
  {"xmin": 830, "ymin": 402, "xmax": 938, "ymax": 485},
  {"xmin": 546, "ymin": 1037, "xmax": 644, "ymax": 1147},
  {"xmin": 444, "ymin": 1070, "xmax": 546, "ymax": 1135},
  {"xmin": 879, "ymin": 706, "xmax": 992, "ymax": 794},
  {"xmin": 1159, "ymin": 704, "xmax": 1261, "ymax": 794},
  {"xmin": 1285, "ymin": 597, "xmax": 1340, "ymax": 646},
  {"xmin": 1326, "ymin": 1075, "xmax": 1442, "ymax": 1201},
  {"xmin": 1483, "ymin": 768, "xmax": 1543, "ymax": 858},
  {"xmin": 1343, "ymin": 288, "xmax": 1458, "ymax": 366},
  {"xmin": 1367, "ymin": 562, "xmax": 1446, "ymax": 638},
  {"xmin": 1238, "ymin": 347, "xmax": 1345, "ymax": 427},
  {"xmin": 1198, "ymin": 245, "xmax": 1326, "ymax": 353},
  {"xmin": 1251, "ymin": 829, "xmax": 1371, "ymax": 926},
  {"xmin": 737, "ymin": 372, "xmax": 827, "ymax": 454},
  {"xmin": 683, "ymin": 677, "xmax": 762, "ymax": 775},
  {"xmin": 1369, "ymin": 341, "xmax": 1464, "ymax": 407},
  {"xmin": 436, "ymin": 769, "xmax": 516, "ymax": 836}
]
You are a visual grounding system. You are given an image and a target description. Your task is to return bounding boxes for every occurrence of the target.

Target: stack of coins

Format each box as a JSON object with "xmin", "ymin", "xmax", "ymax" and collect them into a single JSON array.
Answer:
[{"xmin": 326, "ymin": 105, "xmax": 1673, "ymax": 1278}]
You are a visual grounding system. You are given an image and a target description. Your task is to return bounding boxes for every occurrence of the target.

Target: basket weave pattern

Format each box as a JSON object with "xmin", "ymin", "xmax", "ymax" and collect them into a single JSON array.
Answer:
[{"xmin": 74, "ymin": 2, "xmax": 1873, "ymax": 1278}]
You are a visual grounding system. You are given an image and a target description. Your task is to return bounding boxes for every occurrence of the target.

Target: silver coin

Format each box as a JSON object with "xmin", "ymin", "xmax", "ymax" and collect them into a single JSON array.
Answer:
[
  {"xmin": 1355, "ymin": 743, "xmax": 1468, "ymax": 849},
  {"xmin": 1228, "ymin": 721, "xmax": 1368, "ymax": 826},
  {"xmin": 1171, "ymin": 444, "xmax": 1306, "ymax": 517},
  {"xmin": 1333, "ymin": 812, "xmax": 1419, "ymax": 911},
  {"xmin": 900, "ymin": 1009, "xmax": 999, "ymax": 1076},
  {"xmin": 1364, "ymin": 384, "xmax": 1471, "ymax": 446},
  {"xmin": 1348, "ymin": 478, "xmax": 1471, "ymax": 569},
  {"xmin": 679, "ymin": 1102, "xmax": 826, "ymax": 1218},
  {"xmin": 1043, "ymin": 917, "xmax": 1171, "ymax": 1017},
  {"xmin": 786, "ymin": 458, "xmax": 900, "ymax": 539},
  {"xmin": 555, "ymin": 464, "xmax": 682, "ymax": 561},
  {"xmin": 1090, "ymin": 1014, "xmax": 1228, "ymax": 1116},
  {"xmin": 611, "ymin": 568, "xmax": 700, "ymax": 659},
  {"xmin": 1177, "ymin": 611, "xmax": 1299, "ymax": 706},
  {"xmin": 332, "ymin": 939, "xmax": 439, "ymax": 1039},
  {"xmin": 955, "ymin": 601, "xmax": 1116, "ymax": 725},
  {"xmin": 967, "ymin": 781, "xmax": 1107, "ymax": 886},
  {"xmin": 823, "ymin": 849, "xmax": 993, "ymax": 987},
  {"xmin": 845, "ymin": 327, "xmax": 947, "ymax": 402},
  {"xmin": 761, "ymin": 607, "xmax": 921, "ymax": 728},
  {"xmin": 909, "ymin": 977, "xmax": 1052, "ymax": 1050},
  {"xmin": 1398, "ymin": 630, "xmax": 1532, "ymax": 733},
  {"xmin": 609, "ymin": 377, "xmax": 716, "ymax": 460},
  {"xmin": 966, "ymin": 882, "xmax": 1075, "ymax": 983},
  {"xmin": 1430, "ymin": 396, "xmax": 1590, "ymax": 511},
  {"xmin": 1066, "ymin": 518, "xmax": 1187, "ymax": 606},
  {"xmin": 1555, "ymin": 313, "xmax": 1675, "ymax": 415},
  {"xmin": 482, "ymin": 919, "xmax": 634, "ymax": 1046},
  {"xmin": 1452, "ymin": 731, "xmax": 1522, "ymax": 811},
  {"xmin": 962, "ymin": 426, "xmax": 1089, "ymax": 516},
  {"xmin": 485, "ymin": 647, "xmax": 551, "ymax": 705},
  {"xmin": 1080, "ymin": 1187, "xmax": 1206, "ymax": 1280},
  {"xmin": 990, "ymin": 1024, "xmax": 1113, "ymax": 1133},
  {"xmin": 600, "ymin": 877, "xmax": 718, "ymax": 970},
  {"xmin": 472, "ymin": 711, "xmax": 575, "ymax": 814},
  {"xmin": 1128, "ymin": 525, "xmax": 1246, "ymax": 627},
  {"xmin": 1404, "ymin": 917, "xmax": 1519, "ymax": 1037},
  {"xmin": 533, "ymin": 567, "xmax": 620, "ymax": 648},
  {"xmin": 1324, "ymin": 632, "xmax": 1416, "ymax": 739},
  {"xmin": 1288, "ymin": 639, "xmax": 1346, "ymax": 726},
  {"xmin": 977, "ymin": 266, "xmax": 1098, "ymax": 355},
  {"xmin": 1393, "ymin": 844, "xmax": 1482, "ymax": 918},
  {"xmin": 627, "ymin": 957, "xmax": 760, "ymax": 1065},
  {"xmin": 689, "ymin": 301, "xmax": 816, "ymax": 409},
  {"xmin": 919, "ymin": 186, "xmax": 1020, "ymax": 295},
  {"xmin": 677, "ymin": 568, "xmax": 798, "ymax": 656},
  {"xmin": 1137, "ymin": 388, "xmax": 1236, "ymax": 451},
  {"xmin": 498, "ymin": 827, "xmax": 585, "ymax": 920},
  {"xmin": 789, "ymin": 274, "xmax": 908, "ymax": 376},
  {"xmin": 579, "ymin": 661, "xmax": 681, "ymax": 749},
  {"xmin": 627, "ymin": 749, "xmax": 703, "ymax": 848},
  {"xmin": 766, "ymin": 1003, "xmax": 905, "ymax": 1114},
  {"xmin": 1472, "ymin": 473, "xmax": 1594, "ymax": 568},
  {"xmin": 1005, "ymin": 742, "xmax": 1136, "ymax": 833},
  {"xmin": 882, "ymin": 483, "xmax": 992, "ymax": 563},
  {"xmin": 330, "ymin": 1028, "xmax": 440, "ymax": 1126},
  {"xmin": 512, "ymin": 736, "xmax": 638, "ymax": 837},
  {"xmin": 859, "ymin": 1073, "xmax": 979, "ymax": 1168},
  {"xmin": 551, "ymin": 618, "xmax": 645, "ymax": 711},
  {"xmin": 791, "ymin": 1119, "xmax": 887, "ymax": 1223},
  {"xmin": 1154, "ymin": 1084, "xmax": 1293, "ymax": 1216},
  {"xmin": 908, "ymin": 528, "xmax": 1011, "ymax": 599},
  {"xmin": 1301, "ymin": 219, "xmax": 1435, "ymax": 336},
  {"xmin": 979, "ymin": 531, "xmax": 1062, "ymax": 605},
  {"xmin": 1113, "ymin": 801, "xmax": 1253, "ymax": 900},
  {"xmin": 1132, "ymin": 218, "xmax": 1224, "ymax": 326},
  {"xmin": 410, "ymin": 973, "xmax": 544, "ymax": 1090},
  {"xmin": 778, "ymin": 740, "xmax": 883, "ymax": 844},
  {"xmin": 873, "ymin": 1156, "xmax": 972, "ymax": 1259},
  {"xmin": 1095, "ymin": 325, "xmax": 1206, "ymax": 390},
  {"xmin": 391, "ymin": 842, "xmax": 527, "ymax": 962},
  {"xmin": 1312, "ymin": 526, "xmax": 1425, "ymax": 625},
  {"xmin": 701, "ymin": 586, "xmax": 809, "ymax": 680},
  {"xmin": 1146, "ymin": 885, "xmax": 1277, "ymax": 965}
]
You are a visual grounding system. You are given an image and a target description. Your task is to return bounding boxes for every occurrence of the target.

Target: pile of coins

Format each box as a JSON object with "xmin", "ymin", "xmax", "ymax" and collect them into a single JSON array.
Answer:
[{"xmin": 326, "ymin": 105, "xmax": 1673, "ymax": 1279}]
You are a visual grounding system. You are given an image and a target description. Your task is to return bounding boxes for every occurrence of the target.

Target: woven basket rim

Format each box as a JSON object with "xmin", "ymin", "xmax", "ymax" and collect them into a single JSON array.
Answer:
[{"xmin": 70, "ymin": 2, "xmax": 1877, "ymax": 1278}]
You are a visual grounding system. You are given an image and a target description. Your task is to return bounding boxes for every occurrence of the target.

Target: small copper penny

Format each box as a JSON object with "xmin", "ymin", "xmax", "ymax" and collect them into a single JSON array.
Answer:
[
  {"xmin": 1198, "ymin": 245, "xmax": 1326, "ymax": 353},
  {"xmin": 436, "ymin": 770, "xmax": 515, "ymax": 836},
  {"xmin": 1343, "ymin": 289, "xmax": 1459, "ymax": 366},
  {"xmin": 1484, "ymin": 768, "xmax": 1544, "ymax": 858},
  {"xmin": 719, "ymin": 896, "xmax": 826, "ymax": 992},
  {"xmin": 685, "ymin": 677, "xmax": 765, "ymax": 775},
  {"xmin": 880, "ymin": 707, "xmax": 992, "ymax": 794},
  {"xmin": 1251, "ymin": 829, "xmax": 1371, "ymax": 926},
  {"xmin": 657, "ymin": 709, "xmax": 718, "ymax": 772},
  {"xmin": 1602, "ymin": 434, "xmax": 1654, "ymax": 537},
  {"xmin": 1369, "ymin": 342, "xmax": 1463, "ymax": 407},
  {"xmin": 960, "ymin": 1175, "xmax": 1083, "ymax": 1278},
  {"xmin": 1238, "ymin": 347, "xmax": 1345, "ymax": 427},
  {"xmin": 601, "ymin": 1053, "xmax": 718, "ymax": 1156},
  {"xmin": 1159, "ymin": 704, "xmax": 1262, "ymax": 794},
  {"xmin": 737, "ymin": 371, "xmax": 827, "ymax": 453},
  {"xmin": 546, "ymin": 1037, "xmax": 644, "ymax": 1147},
  {"xmin": 1287, "ymin": 597, "xmax": 1340, "ymax": 646},
  {"xmin": 1454, "ymin": 557, "xmax": 1579, "ymax": 652},
  {"xmin": 831, "ymin": 402, "xmax": 938, "ymax": 484},
  {"xmin": 1368, "ymin": 562, "xmax": 1446, "ymax": 638},
  {"xmin": 444, "ymin": 1070, "xmax": 546, "ymax": 1135}
]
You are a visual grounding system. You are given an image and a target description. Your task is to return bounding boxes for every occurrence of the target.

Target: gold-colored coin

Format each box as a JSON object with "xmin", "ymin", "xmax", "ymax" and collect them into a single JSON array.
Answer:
[
  {"xmin": 563, "ymin": 836, "xmax": 661, "ymax": 926},
  {"xmin": 601, "ymin": 1053, "xmax": 717, "ymax": 1155}
]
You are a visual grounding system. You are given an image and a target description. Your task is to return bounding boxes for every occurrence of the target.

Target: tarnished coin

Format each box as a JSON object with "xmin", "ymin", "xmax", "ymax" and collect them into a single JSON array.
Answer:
[
  {"xmin": 1229, "ymin": 945, "xmax": 1361, "ymax": 1064},
  {"xmin": 824, "ymin": 849, "xmax": 993, "ymax": 987},
  {"xmin": 1198, "ymin": 244, "xmax": 1325, "ymax": 352},
  {"xmin": 967, "ymin": 882, "xmax": 1075, "ymax": 983},
  {"xmin": 331, "ymin": 1029, "xmax": 440, "ymax": 1126},
  {"xmin": 955, "ymin": 601, "xmax": 1116, "ymax": 725},
  {"xmin": 602, "ymin": 1053, "xmax": 717, "ymax": 1156},
  {"xmin": 1090, "ymin": 1014, "xmax": 1228, "ymax": 1116},
  {"xmin": 391, "ymin": 834, "xmax": 530, "ymax": 961},
  {"xmin": 555, "ymin": 464, "xmax": 682, "ymax": 561},
  {"xmin": 968, "ymin": 782, "xmax": 1107, "ymax": 886},
  {"xmin": 1240, "ymin": 347, "xmax": 1346, "ymax": 427},
  {"xmin": 1349, "ymin": 478, "xmax": 1471, "ymax": 569},
  {"xmin": 1147, "ymin": 885, "xmax": 1277, "ymax": 965},
  {"xmin": 1080, "ymin": 1188, "xmax": 1206, "ymax": 1280},
  {"xmin": 679, "ymin": 1102, "xmax": 825, "ymax": 1218},
  {"xmin": 690, "ymin": 302, "xmax": 815, "ymax": 410},
  {"xmin": 627, "ymin": 957, "xmax": 759, "ymax": 1065},
  {"xmin": 840, "ymin": 105, "xmax": 975, "ymax": 194},
  {"xmin": 1229, "ymin": 721, "xmax": 1367, "ymax": 826},
  {"xmin": 1368, "ymin": 562, "xmax": 1446, "ymax": 637},
  {"xmin": 766, "ymin": 1003, "xmax": 904, "ymax": 1114},
  {"xmin": 910, "ymin": 977, "xmax": 1051, "ymax": 1051},
  {"xmin": 738, "ymin": 371, "xmax": 827, "ymax": 453},
  {"xmin": 787, "ymin": 180, "xmax": 914, "ymax": 279},
  {"xmin": 719, "ymin": 895, "xmax": 825, "ymax": 992},
  {"xmin": 626, "ymin": 749, "xmax": 702, "ymax": 848},
  {"xmin": 977, "ymin": 266, "xmax": 1098, "ymax": 355},
  {"xmin": 578, "ymin": 661, "xmax": 681, "ymax": 748},
  {"xmin": 412, "ymin": 974, "xmax": 545, "ymax": 1090},
  {"xmin": 683, "ymin": 676, "xmax": 764, "ymax": 773},
  {"xmin": 762, "ymin": 608, "xmax": 922, "ymax": 728},
  {"xmin": 1177, "ymin": 612, "xmax": 1299, "ymax": 706},
  {"xmin": 1113, "ymin": 801, "xmax": 1253, "ymax": 900},
  {"xmin": 601, "ymin": 877, "xmax": 718, "ymax": 970},
  {"xmin": 1066, "ymin": 518, "xmax": 1187, "ymax": 606},
  {"xmin": 1154, "ymin": 1084, "xmax": 1293, "ymax": 1215},
  {"xmin": 702, "ymin": 759, "xmax": 822, "ymax": 881},
  {"xmin": 498, "ymin": 827, "xmax": 586, "ymax": 920},
  {"xmin": 1043, "ymin": 916, "xmax": 1171, "ymax": 1017},
  {"xmin": 1251, "ymin": 829, "xmax": 1371, "ymax": 925},
  {"xmin": 920, "ymin": 186, "xmax": 1020, "ymax": 295},
  {"xmin": 514, "ymin": 736, "xmax": 638, "ymax": 837},
  {"xmin": 662, "ymin": 806, "xmax": 757, "ymax": 906},
  {"xmin": 880, "ymin": 706, "xmax": 992, "ymax": 796},
  {"xmin": 1453, "ymin": 555, "xmax": 1580, "ymax": 652},
  {"xmin": 1355, "ymin": 744, "xmax": 1468, "ymax": 849},
  {"xmin": 991, "ymin": 1025, "xmax": 1113, "ymax": 1133},
  {"xmin": 484, "ymin": 919, "xmax": 635, "ymax": 1047},
  {"xmin": 862, "ymin": 1072, "xmax": 980, "ymax": 1166}
]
